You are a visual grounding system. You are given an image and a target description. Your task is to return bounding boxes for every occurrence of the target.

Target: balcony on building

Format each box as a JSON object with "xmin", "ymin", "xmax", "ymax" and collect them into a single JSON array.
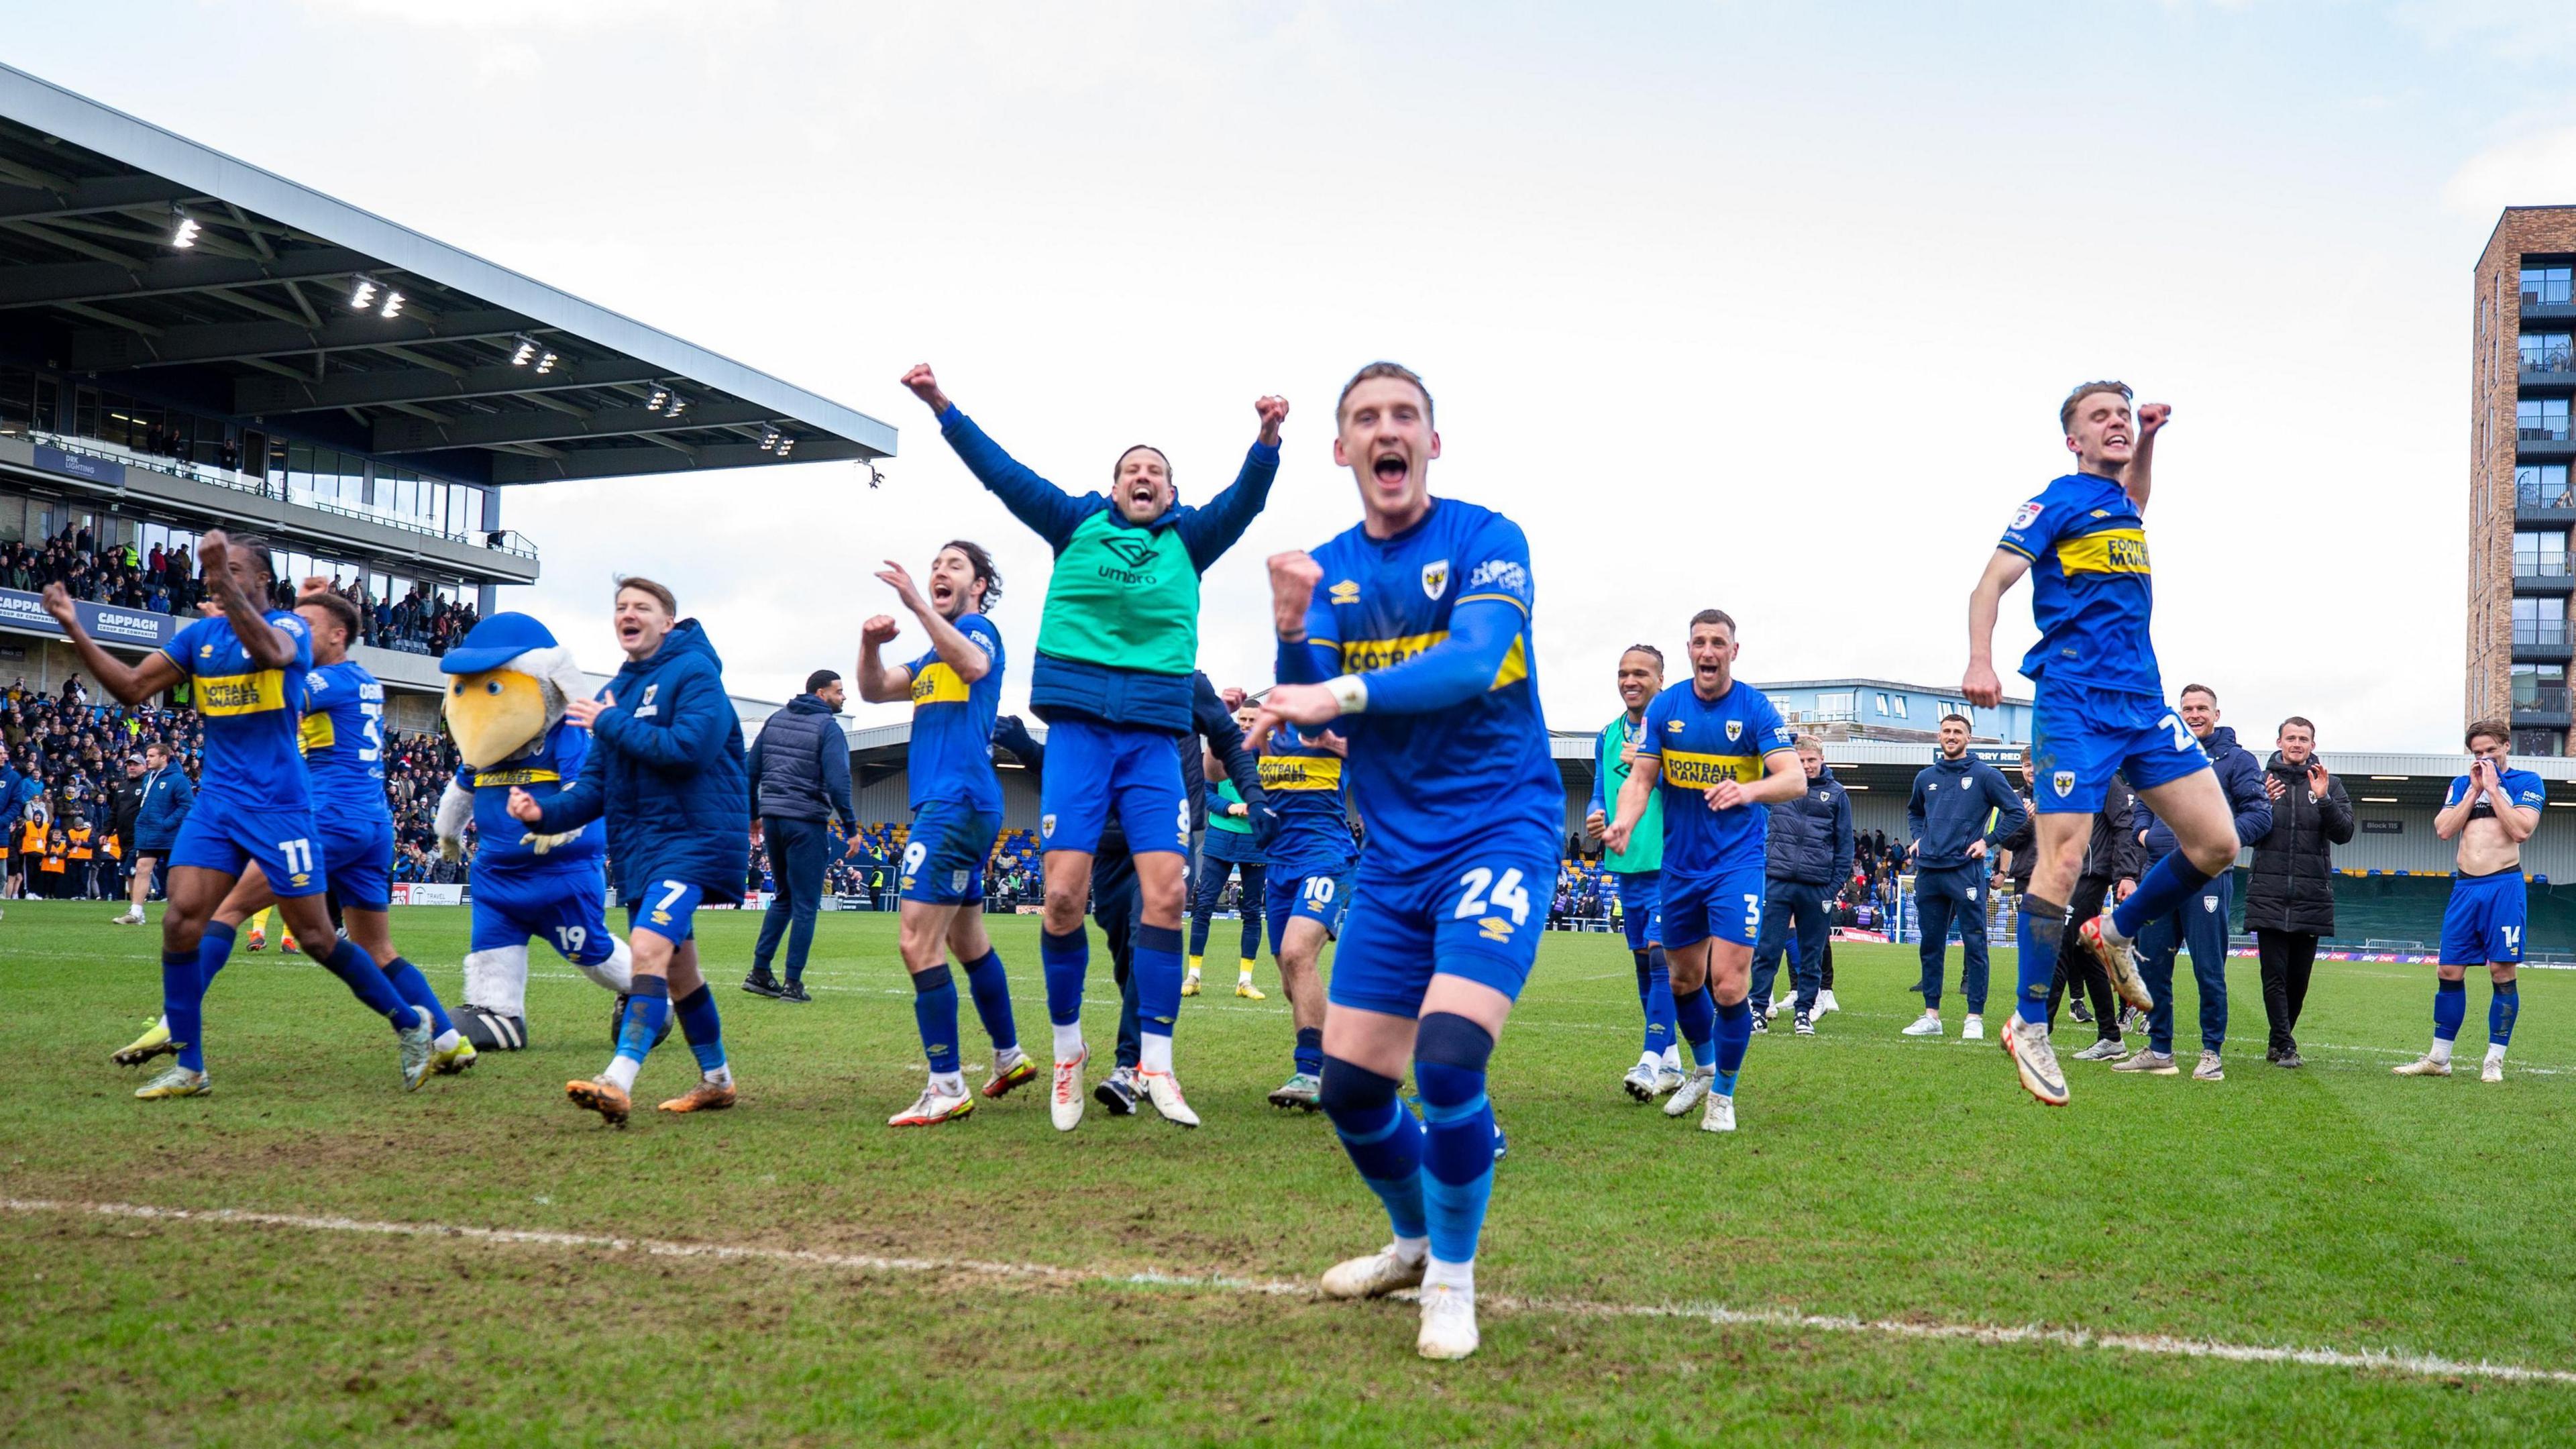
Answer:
[
  {"xmin": 2517, "ymin": 464, "xmax": 2576, "ymax": 525},
  {"xmin": 2525, "ymin": 264, "xmax": 2576, "ymax": 325},
  {"xmin": 2513, "ymin": 619, "xmax": 2571, "ymax": 662},
  {"xmin": 2524, "ymin": 334, "xmax": 2576, "ymax": 389},
  {"xmin": 2514, "ymin": 684, "xmax": 2573, "ymax": 729}
]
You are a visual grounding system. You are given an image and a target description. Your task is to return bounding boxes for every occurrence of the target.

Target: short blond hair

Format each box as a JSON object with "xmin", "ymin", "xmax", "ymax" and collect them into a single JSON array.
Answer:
[{"xmin": 2059, "ymin": 380, "xmax": 2133, "ymax": 433}]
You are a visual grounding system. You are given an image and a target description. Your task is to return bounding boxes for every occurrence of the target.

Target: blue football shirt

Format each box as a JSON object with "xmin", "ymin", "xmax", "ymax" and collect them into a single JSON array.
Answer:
[
  {"xmin": 907, "ymin": 612, "xmax": 1004, "ymax": 815},
  {"xmin": 1256, "ymin": 722, "xmax": 1355, "ymax": 877},
  {"xmin": 298, "ymin": 659, "xmax": 390, "ymax": 820},
  {"xmin": 1300, "ymin": 497, "xmax": 1559, "ymax": 865},
  {"xmin": 1996, "ymin": 473, "xmax": 2160, "ymax": 697},
  {"xmin": 460, "ymin": 718, "xmax": 606, "ymax": 869},
  {"xmin": 1634, "ymin": 677, "xmax": 1795, "ymax": 880},
  {"xmin": 2447, "ymin": 767, "xmax": 2546, "ymax": 824},
  {"xmin": 162, "ymin": 610, "xmax": 313, "ymax": 806}
]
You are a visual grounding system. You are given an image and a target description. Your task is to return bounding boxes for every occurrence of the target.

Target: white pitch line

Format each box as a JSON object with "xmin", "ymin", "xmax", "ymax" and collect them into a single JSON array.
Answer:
[{"xmin": 6, "ymin": 1197, "xmax": 2571, "ymax": 1387}]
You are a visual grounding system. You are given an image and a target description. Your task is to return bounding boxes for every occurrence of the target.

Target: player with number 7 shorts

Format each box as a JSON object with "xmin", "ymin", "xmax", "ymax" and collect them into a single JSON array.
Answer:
[{"xmin": 1252, "ymin": 361, "xmax": 1560, "ymax": 1362}]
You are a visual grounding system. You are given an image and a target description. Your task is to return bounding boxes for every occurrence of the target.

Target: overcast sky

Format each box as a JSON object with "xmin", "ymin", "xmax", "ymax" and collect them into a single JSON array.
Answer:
[{"xmin": 11, "ymin": 1, "xmax": 2576, "ymax": 749}]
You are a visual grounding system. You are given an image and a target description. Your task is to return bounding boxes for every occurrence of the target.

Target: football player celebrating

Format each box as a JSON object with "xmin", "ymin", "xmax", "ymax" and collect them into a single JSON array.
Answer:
[
  {"xmin": 1253, "ymin": 362, "xmax": 1559, "ymax": 1361},
  {"xmin": 45, "ymin": 533, "xmax": 433, "ymax": 1099},
  {"xmin": 856, "ymin": 543, "xmax": 1035, "ymax": 1125},
  {"xmin": 1602, "ymin": 612, "xmax": 1804, "ymax": 1134},
  {"xmin": 898, "ymin": 363, "xmax": 1284, "ymax": 1130}
]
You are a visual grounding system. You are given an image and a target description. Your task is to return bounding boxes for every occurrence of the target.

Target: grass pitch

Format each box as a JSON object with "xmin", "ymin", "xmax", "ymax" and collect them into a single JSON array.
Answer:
[{"xmin": 4, "ymin": 900, "xmax": 2575, "ymax": 1445}]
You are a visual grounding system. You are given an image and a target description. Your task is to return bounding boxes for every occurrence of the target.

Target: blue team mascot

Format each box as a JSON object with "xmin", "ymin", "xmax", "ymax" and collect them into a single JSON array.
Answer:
[{"xmin": 435, "ymin": 612, "xmax": 636, "ymax": 1049}]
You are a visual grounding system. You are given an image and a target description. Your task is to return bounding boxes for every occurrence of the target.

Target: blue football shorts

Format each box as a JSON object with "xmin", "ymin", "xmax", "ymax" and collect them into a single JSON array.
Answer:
[
  {"xmin": 1660, "ymin": 859, "xmax": 1768, "ymax": 951},
  {"xmin": 1613, "ymin": 869, "xmax": 1662, "ymax": 950},
  {"xmin": 1328, "ymin": 830, "xmax": 1556, "ymax": 1017},
  {"xmin": 2029, "ymin": 680, "xmax": 2211, "ymax": 815},
  {"xmin": 168, "ymin": 796, "xmax": 330, "ymax": 898},
  {"xmin": 2440, "ymin": 868, "xmax": 2528, "ymax": 967},
  {"xmin": 904, "ymin": 802, "xmax": 997, "ymax": 906},
  {"xmin": 626, "ymin": 877, "xmax": 706, "ymax": 946},
  {"xmin": 1038, "ymin": 717, "xmax": 1189, "ymax": 857},
  {"xmin": 317, "ymin": 811, "xmax": 395, "ymax": 913},
  {"xmin": 1264, "ymin": 860, "xmax": 1355, "ymax": 957},
  {"xmin": 470, "ymin": 864, "xmax": 617, "ymax": 965}
]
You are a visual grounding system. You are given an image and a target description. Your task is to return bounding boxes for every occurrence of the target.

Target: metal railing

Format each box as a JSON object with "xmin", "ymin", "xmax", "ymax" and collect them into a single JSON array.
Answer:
[
  {"xmin": 2528, "ymin": 276, "xmax": 2576, "ymax": 306},
  {"xmin": 2516, "ymin": 685, "xmax": 2573, "ymax": 714},
  {"xmin": 2516, "ymin": 625, "xmax": 2571, "ymax": 649},
  {"xmin": 2518, "ymin": 480, "xmax": 2576, "ymax": 509},
  {"xmin": 24, "ymin": 431, "xmax": 536, "ymax": 559},
  {"xmin": 2523, "ymin": 423, "xmax": 2575, "ymax": 443},
  {"xmin": 2516, "ymin": 553, "xmax": 2572, "ymax": 578},
  {"xmin": 2526, "ymin": 345, "xmax": 2576, "ymax": 373}
]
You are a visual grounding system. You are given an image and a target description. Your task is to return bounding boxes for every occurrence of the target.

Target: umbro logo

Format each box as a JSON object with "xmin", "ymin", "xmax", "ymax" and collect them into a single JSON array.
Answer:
[
  {"xmin": 1100, "ymin": 535, "xmax": 1159, "ymax": 569},
  {"xmin": 1329, "ymin": 580, "xmax": 1360, "ymax": 604}
]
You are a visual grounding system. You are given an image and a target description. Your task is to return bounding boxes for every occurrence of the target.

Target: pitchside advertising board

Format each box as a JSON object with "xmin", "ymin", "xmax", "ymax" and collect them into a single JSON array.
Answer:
[{"xmin": 0, "ymin": 586, "xmax": 178, "ymax": 651}]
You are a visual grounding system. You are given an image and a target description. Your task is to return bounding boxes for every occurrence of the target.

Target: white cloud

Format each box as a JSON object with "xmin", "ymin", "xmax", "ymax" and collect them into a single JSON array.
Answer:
[{"xmin": 2444, "ymin": 125, "xmax": 2576, "ymax": 218}]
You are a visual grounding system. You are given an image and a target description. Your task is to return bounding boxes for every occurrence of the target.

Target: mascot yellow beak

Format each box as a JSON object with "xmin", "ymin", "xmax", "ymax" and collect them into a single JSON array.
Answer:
[{"xmin": 447, "ymin": 669, "xmax": 549, "ymax": 770}]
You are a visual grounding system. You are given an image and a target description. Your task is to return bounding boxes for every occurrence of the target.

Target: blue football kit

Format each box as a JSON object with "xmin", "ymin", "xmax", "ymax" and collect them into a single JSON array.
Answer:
[
  {"xmin": 2441, "ymin": 769, "xmax": 2544, "ymax": 966},
  {"xmin": 1288, "ymin": 496, "xmax": 1561, "ymax": 1016},
  {"xmin": 1256, "ymin": 722, "xmax": 1357, "ymax": 955},
  {"xmin": 1634, "ymin": 679, "xmax": 1797, "ymax": 951},
  {"xmin": 902, "ymin": 614, "xmax": 1005, "ymax": 908},
  {"xmin": 1283, "ymin": 492, "xmax": 1556, "ymax": 1292},
  {"xmin": 2000, "ymin": 473, "xmax": 2208, "ymax": 815},
  {"xmin": 299, "ymin": 659, "xmax": 395, "ymax": 911},
  {"xmin": 162, "ymin": 610, "xmax": 329, "ymax": 898},
  {"xmin": 461, "ymin": 719, "xmax": 617, "ymax": 967}
]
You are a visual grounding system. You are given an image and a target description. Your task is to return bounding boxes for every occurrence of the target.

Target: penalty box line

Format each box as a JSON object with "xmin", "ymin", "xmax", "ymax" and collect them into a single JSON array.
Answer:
[{"xmin": 6, "ymin": 1197, "xmax": 2572, "ymax": 1387}]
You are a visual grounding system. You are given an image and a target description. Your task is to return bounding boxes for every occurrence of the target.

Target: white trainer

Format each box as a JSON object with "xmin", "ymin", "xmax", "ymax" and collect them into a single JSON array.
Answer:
[
  {"xmin": 1138, "ymin": 1067, "xmax": 1199, "ymax": 1128},
  {"xmin": 1417, "ymin": 1282, "xmax": 1479, "ymax": 1360},
  {"xmin": 1815, "ymin": 989, "xmax": 1841, "ymax": 1014},
  {"xmin": 1700, "ymin": 1091, "xmax": 1737, "ymax": 1133},
  {"xmin": 1621, "ymin": 1061, "xmax": 1659, "ymax": 1102},
  {"xmin": 2391, "ymin": 1055, "xmax": 2451, "ymax": 1078},
  {"xmin": 1961, "ymin": 1014, "xmax": 1985, "ymax": 1042},
  {"xmin": 1654, "ymin": 1064, "xmax": 1686, "ymax": 1095},
  {"xmin": 1322, "ymin": 1243, "xmax": 1426, "ymax": 1299},
  {"xmin": 110, "ymin": 907, "xmax": 145, "ymax": 926},
  {"xmin": 1050, "ymin": 1048, "xmax": 1088, "ymax": 1131},
  {"xmin": 1901, "ymin": 1012, "xmax": 1943, "ymax": 1038},
  {"xmin": 2482, "ymin": 1057, "xmax": 2505, "ymax": 1084},
  {"xmin": 1664, "ymin": 1066, "xmax": 1712, "ymax": 1118},
  {"xmin": 888, "ymin": 1083, "xmax": 975, "ymax": 1127}
]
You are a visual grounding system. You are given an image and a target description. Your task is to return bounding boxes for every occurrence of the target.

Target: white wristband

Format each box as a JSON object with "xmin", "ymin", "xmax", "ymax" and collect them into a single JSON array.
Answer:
[{"xmin": 1326, "ymin": 674, "xmax": 1369, "ymax": 714}]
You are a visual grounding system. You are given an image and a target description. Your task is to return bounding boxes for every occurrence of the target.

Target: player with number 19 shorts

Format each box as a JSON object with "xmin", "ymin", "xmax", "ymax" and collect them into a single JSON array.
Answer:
[{"xmin": 1256, "ymin": 362, "xmax": 1559, "ymax": 1362}]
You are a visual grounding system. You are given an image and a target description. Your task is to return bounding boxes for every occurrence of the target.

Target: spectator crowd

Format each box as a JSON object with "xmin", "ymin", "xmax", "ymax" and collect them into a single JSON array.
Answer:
[{"xmin": 2, "ymin": 523, "xmax": 480, "ymax": 657}]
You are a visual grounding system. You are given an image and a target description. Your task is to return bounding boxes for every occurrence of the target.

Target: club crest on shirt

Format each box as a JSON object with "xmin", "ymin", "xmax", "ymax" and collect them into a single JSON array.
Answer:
[
  {"xmin": 1420, "ymin": 560, "xmax": 1450, "ymax": 600},
  {"xmin": 2202, "ymin": 896, "xmax": 2218, "ymax": 913},
  {"xmin": 1041, "ymin": 814, "xmax": 1057, "ymax": 840},
  {"xmin": 2053, "ymin": 771, "xmax": 2075, "ymax": 798},
  {"xmin": 1725, "ymin": 720, "xmax": 1743, "ymax": 742},
  {"xmin": 635, "ymin": 682, "xmax": 660, "ymax": 718},
  {"xmin": 2011, "ymin": 500, "xmax": 2044, "ymax": 531}
]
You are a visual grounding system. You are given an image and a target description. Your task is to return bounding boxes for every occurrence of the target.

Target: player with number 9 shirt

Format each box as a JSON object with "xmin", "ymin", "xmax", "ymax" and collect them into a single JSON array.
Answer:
[{"xmin": 1253, "ymin": 361, "xmax": 1560, "ymax": 1362}]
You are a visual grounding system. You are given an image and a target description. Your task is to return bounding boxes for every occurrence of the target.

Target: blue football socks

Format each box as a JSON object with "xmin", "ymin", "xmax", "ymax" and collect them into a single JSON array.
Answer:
[
  {"xmin": 1412, "ymin": 1014, "xmax": 1497, "ymax": 1268},
  {"xmin": 1676, "ymin": 981, "xmax": 1716, "ymax": 1067},
  {"xmin": 2434, "ymin": 976, "xmax": 2467, "ymax": 1043},
  {"xmin": 2489, "ymin": 981, "xmax": 2519, "ymax": 1046},
  {"xmin": 961, "ymin": 948, "xmax": 1018, "ymax": 1052},
  {"xmin": 1040, "ymin": 926, "xmax": 1089, "ymax": 1028},
  {"xmin": 194, "ymin": 920, "xmax": 237, "ymax": 994},
  {"xmin": 164, "ymin": 948, "xmax": 207, "ymax": 1073},
  {"xmin": 319, "ymin": 937, "xmax": 413, "ymax": 1028},
  {"xmin": 1134, "ymin": 924, "xmax": 1184, "ymax": 1067},
  {"xmin": 1320, "ymin": 1056, "xmax": 1427, "ymax": 1242},
  {"xmin": 672, "ymin": 983, "xmax": 729, "ymax": 1079},
  {"xmin": 385, "ymin": 957, "xmax": 455, "ymax": 1038},
  {"xmin": 1638, "ymin": 948, "xmax": 1678, "ymax": 1057},
  {"xmin": 2110, "ymin": 851, "xmax": 2213, "ymax": 941},
  {"xmin": 910, "ymin": 963, "xmax": 961, "ymax": 1075},
  {"xmin": 1713, "ymin": 996, "xmax": 1752, "ymax": 1097},
  {"xmin": 616, "ymin": 975, "xmax": 671, "ymax": 1066},
  {"xmin": 2016, "ymin": 896, "xmax": 2066, "ymax": 1026}
]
